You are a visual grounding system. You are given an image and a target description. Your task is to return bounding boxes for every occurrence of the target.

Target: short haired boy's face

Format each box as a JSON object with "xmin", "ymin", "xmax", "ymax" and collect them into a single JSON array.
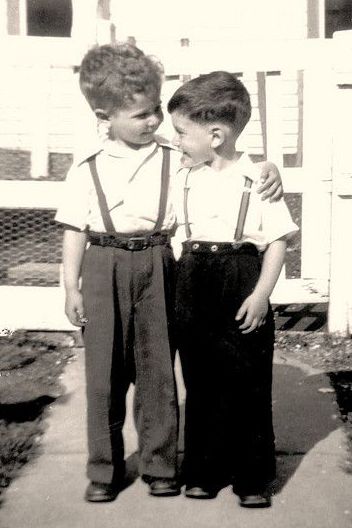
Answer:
[
  {"xmin": 171, "ymin": 112, "xmax": 213, "ymax": 168},
  {"xmin": 108, "ymin": 93, "xmax": 163, "ymax": 147}
]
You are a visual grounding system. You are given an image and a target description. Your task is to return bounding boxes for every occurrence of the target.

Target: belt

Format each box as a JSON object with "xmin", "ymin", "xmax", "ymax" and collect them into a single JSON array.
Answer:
[
  {"xmin": 89, "ymin": 231, "xmax": 171, "ymax": 251},
  {"xmin": 182, "ymin": 241, "xmax": 258, "ymax": 256}
]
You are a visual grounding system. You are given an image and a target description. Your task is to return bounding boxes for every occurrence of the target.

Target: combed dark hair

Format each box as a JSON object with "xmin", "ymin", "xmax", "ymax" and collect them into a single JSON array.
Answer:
[
  {"xmin": 79, "ymin": 43, "xmax": 163, "ymax": 113},
  {"xmin": 167, "ymin": 71, "xmax": 251, "ymax": 136}
]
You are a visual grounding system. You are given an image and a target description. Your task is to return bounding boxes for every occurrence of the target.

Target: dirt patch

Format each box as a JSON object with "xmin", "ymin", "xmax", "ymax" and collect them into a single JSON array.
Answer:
[
  {"xmin": 275, "ymin": 331, "xmax": 352, "ymax": 372},
  {"xmin": 0, "ymin": 331, "xmax": 76, "ymax": 495}
]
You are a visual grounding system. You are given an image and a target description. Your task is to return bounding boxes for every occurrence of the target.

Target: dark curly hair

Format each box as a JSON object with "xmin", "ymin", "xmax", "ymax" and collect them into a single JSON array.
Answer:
[
  {"xmin": 79, "ymin": 43, "xmax": 163, "ymax": 114},
  {"xmin": 167, "ymin": 71, "xmax": 251, "ymax": 137}
]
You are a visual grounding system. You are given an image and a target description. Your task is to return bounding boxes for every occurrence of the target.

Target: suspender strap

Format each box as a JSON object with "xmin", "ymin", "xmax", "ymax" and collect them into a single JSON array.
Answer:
[
  {"xmin": 183, "ymin": 172, "xmax": 252, "ymax": 243},
  {"xmin": 88, "ymin": 156, "xmax": 116, "ymax": 233},
  {"xmin": 234, "ymin": 176, "xmax": 252, "ymax": 242},
  {"xmin": 88, "ymin": 145, "xmax": 169, "ymax": 235},
  {"xmin": 154, "ymin": 146, "xmax": 171, "ymax": 232}
]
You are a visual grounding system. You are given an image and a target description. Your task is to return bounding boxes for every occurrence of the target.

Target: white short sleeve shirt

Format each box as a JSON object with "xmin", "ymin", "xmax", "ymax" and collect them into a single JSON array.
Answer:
[
  {"xmin": 55, "ymin": 137, "xmax": 180, "ymax": 234},
  {"xmin": 172, "ymin": 153, "xmax": 298, "ymax": 252}
]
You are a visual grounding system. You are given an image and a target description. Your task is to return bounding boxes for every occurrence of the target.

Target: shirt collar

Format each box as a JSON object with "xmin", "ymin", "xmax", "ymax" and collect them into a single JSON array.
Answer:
[
  {"xmin": 103, "ymin": 138, "xmax": 157, "ymax": 159},
  {"xmin": 188, "ymin": 152, "xmax": 257, "ymax": 180},
  {"xmin": 78, "ymin": 134, "xmax": 177, "ymax": 165}
]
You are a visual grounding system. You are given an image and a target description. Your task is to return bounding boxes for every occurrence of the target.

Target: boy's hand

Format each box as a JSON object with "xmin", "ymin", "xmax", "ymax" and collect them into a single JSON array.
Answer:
[
  {"xmin": 256, "ymin": 161, "xmax": 283, "ymax": 202},
  {"xmin": 235, "ymin": 292, "xmax": 269, "ymax": 334},
  {"xmin": 65, "ymin": 289, "xmax": 87, "ymax": 327}
]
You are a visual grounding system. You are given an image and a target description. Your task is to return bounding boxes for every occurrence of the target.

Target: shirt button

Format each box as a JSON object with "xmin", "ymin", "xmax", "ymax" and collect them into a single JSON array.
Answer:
[
  {"xmin": 192, "ymin": 243, "xmax": 200, "ymax": 250},
  {"xmin": 210, "ymin": 245, "xmax": 218, "ymax": 252}
]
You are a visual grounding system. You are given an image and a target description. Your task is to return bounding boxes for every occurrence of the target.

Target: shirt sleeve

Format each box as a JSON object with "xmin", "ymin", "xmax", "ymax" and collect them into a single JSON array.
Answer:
[
  {"xmin": 54, "ymin": 163, "xmax": 91, "ymax": 231},
  {"xmin": 260, "ymin": 197, "xmax": 299, "ymax": 245}
]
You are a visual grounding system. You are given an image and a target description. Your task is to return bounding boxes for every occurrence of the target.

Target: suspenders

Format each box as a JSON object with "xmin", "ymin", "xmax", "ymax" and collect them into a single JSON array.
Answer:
[
  {"xmin": 88, "ymin": 156, "xmax": 115, "ymax": 234},
  {"xmin": 183, "ymin": 170, "xmax": 253, "ymax": 243},
  {"xmin": 88, "ymin": 146, "xmax": 171, "ymax": 235},
  {"xmin": 234, "ymin": 175, "xmax": 252, "ymax": 242},
  {"xmin": 154, "ymin": 146, "xmax": 170, "ymax": 233}
]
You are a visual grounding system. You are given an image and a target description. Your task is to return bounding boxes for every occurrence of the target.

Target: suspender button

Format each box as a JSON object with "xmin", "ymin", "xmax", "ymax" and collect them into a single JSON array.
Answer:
[
  {"xmin": 192, "ymin": 243, "xmax": 200, "ymax": 250},
  {"xmin": 210, "ymin": 245, "xmax": 218, "ymax": 252}
]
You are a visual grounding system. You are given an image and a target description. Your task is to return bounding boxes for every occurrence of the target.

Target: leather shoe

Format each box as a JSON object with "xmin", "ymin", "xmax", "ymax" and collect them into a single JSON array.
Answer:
[
  {"xmin": 185, "ymin": 485, "xmax": 217, "ymax": 499},
  {"xmin": 85, "ymin": 481, "xmax": 119, "ymax": 503},
  {"xmin": 148, "ymin": 478, "xmax": 180, "ymax": 497},
  {"xmin": 239, "ymin": 493, "xmax": 271, "ymax": 508}
]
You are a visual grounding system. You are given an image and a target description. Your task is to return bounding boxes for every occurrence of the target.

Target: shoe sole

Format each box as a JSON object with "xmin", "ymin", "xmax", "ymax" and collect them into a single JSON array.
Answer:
[
  {"xmin": 239, "ymin": 499, "xmax": 271, "ymax": 508},
  {"xmin": 149, "ymin": 489, "xmax": 181, "ymax": 497},
  {"xmin": 85, "ymin": 490, "xmax": 119, "ymax": 503},
  {"xmin": 85, "ymin": 495, "xmax": 118, "ymax": 503},
  {"xmin": 185, "ymin": 492, "xmax": 216, "ymax": 500}
]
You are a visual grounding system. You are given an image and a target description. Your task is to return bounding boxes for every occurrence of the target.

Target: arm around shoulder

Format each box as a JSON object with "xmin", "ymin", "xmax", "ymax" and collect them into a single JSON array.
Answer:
[{"xmin": 255, "ymin": 161, "xmax": 283, "ymax": 202}]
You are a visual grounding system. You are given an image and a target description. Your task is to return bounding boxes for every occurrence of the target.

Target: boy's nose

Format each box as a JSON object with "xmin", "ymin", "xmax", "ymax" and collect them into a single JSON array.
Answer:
[{"xmin": 148, "ymin": 112, "xmax": 162, "ymax": 128}]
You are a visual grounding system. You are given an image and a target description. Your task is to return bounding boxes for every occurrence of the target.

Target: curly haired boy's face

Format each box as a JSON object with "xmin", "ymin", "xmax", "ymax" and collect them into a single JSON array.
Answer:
[{"xmin": 107, "ymin": 93, "xmax": 163, "ymax": 147}]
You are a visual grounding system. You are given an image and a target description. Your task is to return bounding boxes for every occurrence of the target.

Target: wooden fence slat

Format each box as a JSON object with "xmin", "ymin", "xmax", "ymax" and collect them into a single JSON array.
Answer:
[{"xmin": 256, "ymin": 72, "xmax": 267, "ymax": 159}]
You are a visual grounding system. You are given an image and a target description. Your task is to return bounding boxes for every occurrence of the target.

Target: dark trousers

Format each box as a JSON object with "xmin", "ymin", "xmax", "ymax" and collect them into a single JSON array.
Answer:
[
  {"xmin": 81, "ymin": 243, "xmax": 178, "ymax": 484},
  {"xmin": 176, "ymin": 245, "xmax": 276, "ymax": 492}
]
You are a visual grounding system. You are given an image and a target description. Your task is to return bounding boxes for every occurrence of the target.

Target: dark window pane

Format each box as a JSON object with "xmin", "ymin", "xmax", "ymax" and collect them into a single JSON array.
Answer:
[{"xmin": 27, "ymin": 0, "xmax": 72, "ymax": 37}]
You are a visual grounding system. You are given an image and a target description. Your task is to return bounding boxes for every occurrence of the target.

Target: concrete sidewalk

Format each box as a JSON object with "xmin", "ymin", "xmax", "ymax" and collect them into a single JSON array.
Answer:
[{"xmin": 1, "ymin": 349, "xmax": 352, "ymax": 528}]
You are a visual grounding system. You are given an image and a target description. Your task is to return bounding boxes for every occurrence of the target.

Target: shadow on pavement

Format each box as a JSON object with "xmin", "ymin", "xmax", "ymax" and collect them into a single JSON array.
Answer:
[
  {"xmin": 174, "ymin": 362, "xmax": 346, "ymax": 495},
  {"xmin": 271, "ymin": 363, "xmax": 341, "ymax": 493}
]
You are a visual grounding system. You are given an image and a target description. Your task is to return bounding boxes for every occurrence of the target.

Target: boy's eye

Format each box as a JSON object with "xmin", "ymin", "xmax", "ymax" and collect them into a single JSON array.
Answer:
[{"xmin": 135, "ymin": 105, "xmax": 162, "ymax": 120}]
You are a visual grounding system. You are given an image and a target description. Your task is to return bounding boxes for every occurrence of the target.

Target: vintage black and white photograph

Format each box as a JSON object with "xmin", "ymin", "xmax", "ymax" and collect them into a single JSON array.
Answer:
[{"xmin": 1, "ymin": 1, "xmax": 352, "ymax": 527}]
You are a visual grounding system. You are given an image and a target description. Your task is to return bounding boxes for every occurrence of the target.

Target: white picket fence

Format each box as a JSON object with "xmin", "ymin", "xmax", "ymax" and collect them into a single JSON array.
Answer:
[{"xmin": 0, "ymin": 34, "xmax": 352, "ymax": 334}]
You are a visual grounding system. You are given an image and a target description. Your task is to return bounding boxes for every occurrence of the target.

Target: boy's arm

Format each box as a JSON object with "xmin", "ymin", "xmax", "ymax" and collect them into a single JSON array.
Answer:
[
  {"xmin": 235, "ymin": 238, "xmax": 286, "ymax": 334},
  {"xmin": 62, "ymin": 228, "xmax": 88, "ymax": 327},
  {"xmin": 256, "ymin": 161, "xmax": 283, "ymax": 202}
]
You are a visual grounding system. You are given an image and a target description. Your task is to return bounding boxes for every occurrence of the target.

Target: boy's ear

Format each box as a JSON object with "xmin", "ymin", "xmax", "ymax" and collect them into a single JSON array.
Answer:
[
  {"xmin": 94, "ymin": 109, "xmax": 109, "ymax": 121},
  {"xmin": 209, "ymin": 126, "xmax": 225, "ymax": 148}
]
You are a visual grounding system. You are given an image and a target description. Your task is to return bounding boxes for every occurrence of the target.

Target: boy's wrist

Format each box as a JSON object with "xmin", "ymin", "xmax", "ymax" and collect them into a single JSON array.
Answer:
[
  {"xmin": 252, "ymin": 287, "xmax": 271, "ymax": 301},
  {"xmin": 65, "ymin": 283, "xmax": 80, "ymax": 294}
]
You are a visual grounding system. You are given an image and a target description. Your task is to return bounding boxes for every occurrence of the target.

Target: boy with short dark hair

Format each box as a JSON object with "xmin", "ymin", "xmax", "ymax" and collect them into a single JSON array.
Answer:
[
  {"xmin": 56, "ymin": 44, "xmax": 283, "ymax": 503},
  {"xmin": 168, "ymin": 71, "xmax": 298, "ymax": 508}
]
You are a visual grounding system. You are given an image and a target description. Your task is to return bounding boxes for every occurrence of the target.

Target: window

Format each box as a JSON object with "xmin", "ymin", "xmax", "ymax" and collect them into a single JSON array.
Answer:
[
  {"xmin": 325, "ymin": 0, "xmax": 352, "ymax": 38},
  {"xmin": 26, "ymin": 0, "xmax": 72, "ymax": 37}
]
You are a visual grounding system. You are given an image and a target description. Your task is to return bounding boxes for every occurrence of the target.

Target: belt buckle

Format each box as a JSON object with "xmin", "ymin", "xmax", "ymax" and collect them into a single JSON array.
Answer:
[{"xmin": 127, "ymin": 236, "xmax": 147, "ymax": 250}]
